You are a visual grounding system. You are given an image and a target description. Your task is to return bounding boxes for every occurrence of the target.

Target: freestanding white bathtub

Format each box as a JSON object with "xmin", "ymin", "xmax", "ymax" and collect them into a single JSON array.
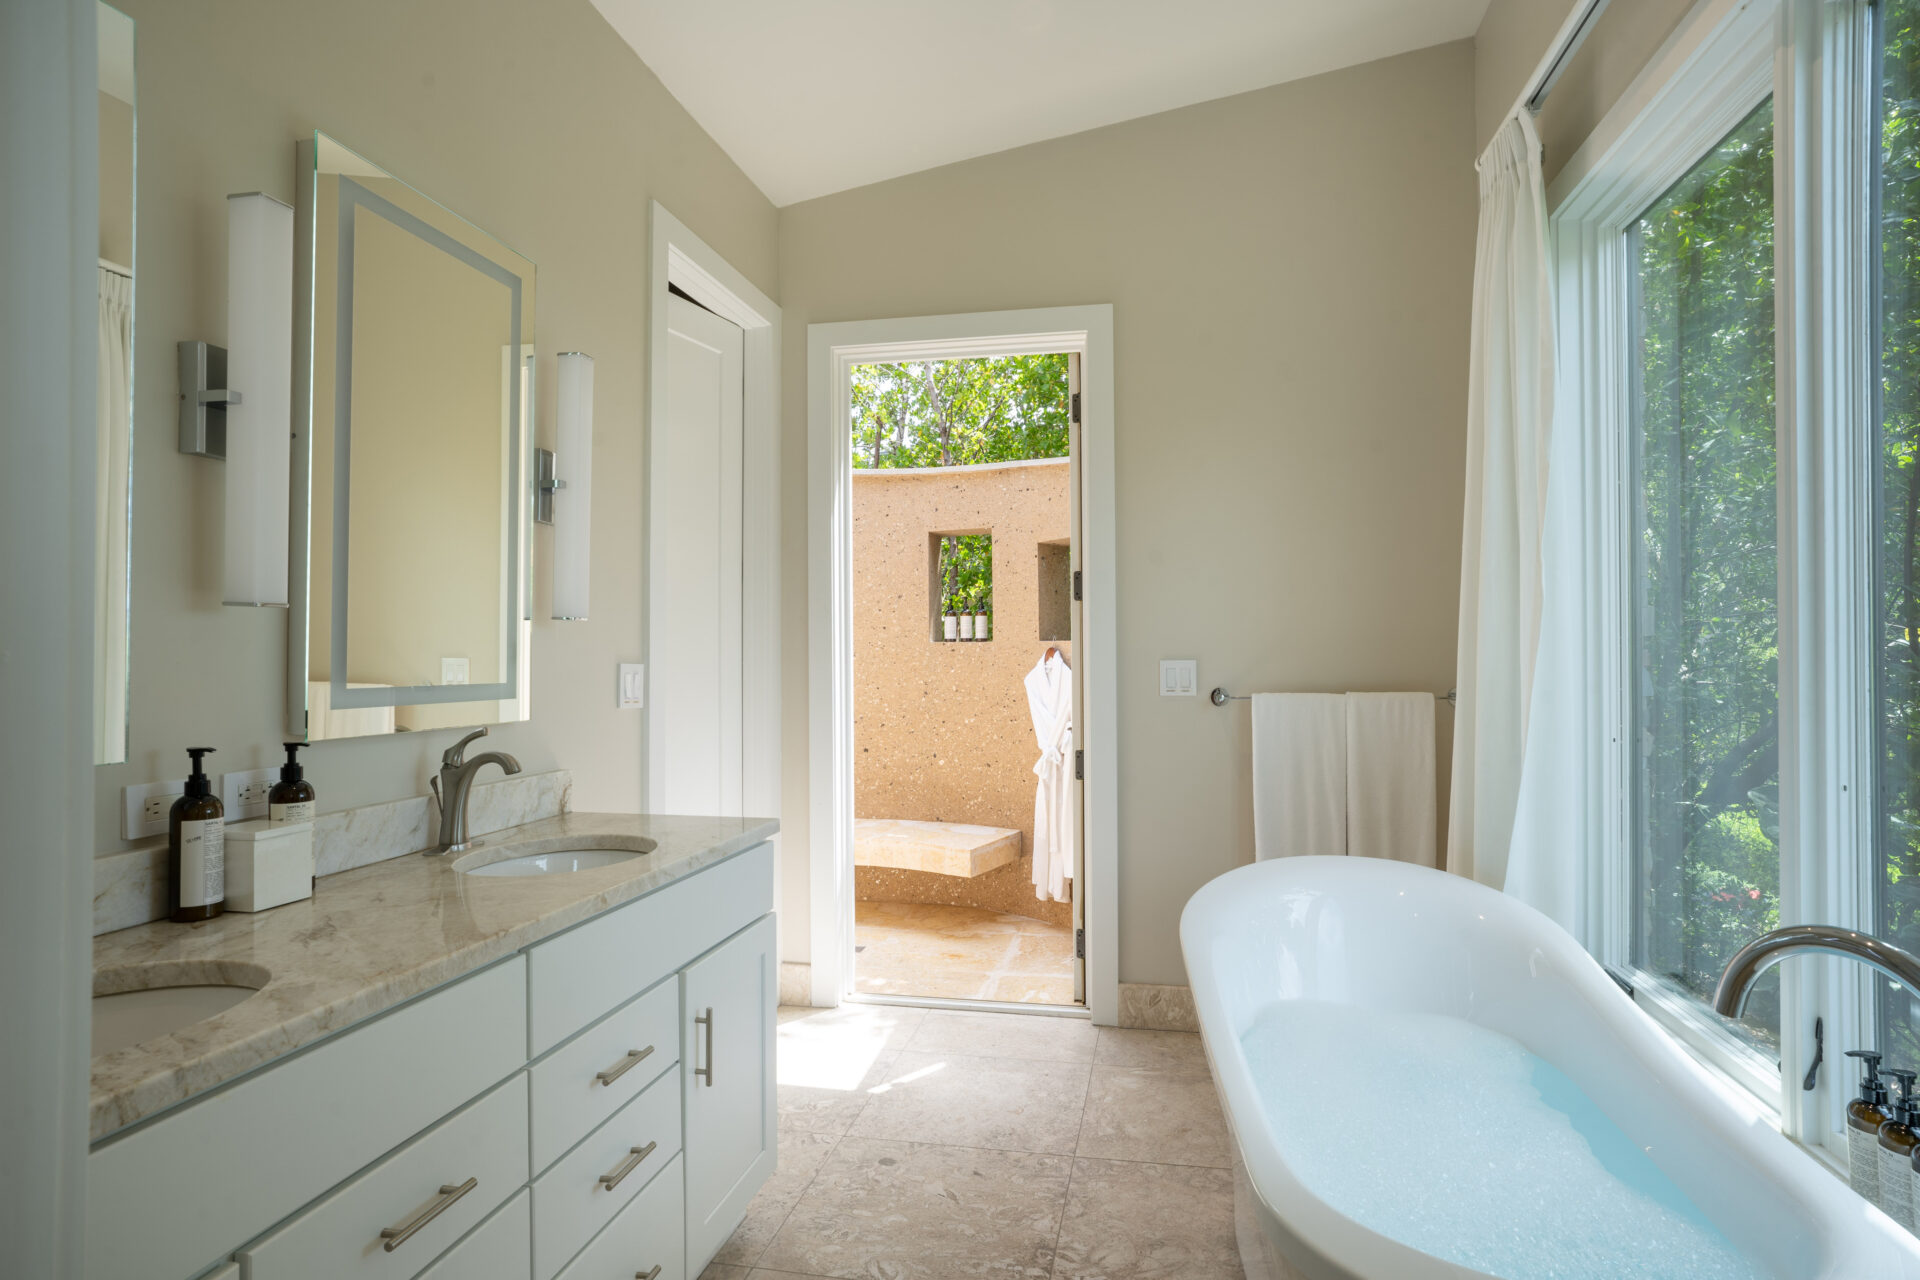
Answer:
[{"xmin": 1180, "ymin": 856, "xmax": 1920, "ymax": 1280}]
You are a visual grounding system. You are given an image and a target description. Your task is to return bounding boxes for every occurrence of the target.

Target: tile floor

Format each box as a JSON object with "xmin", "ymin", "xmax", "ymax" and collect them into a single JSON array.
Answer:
[
  {"xmin": 700, "ymin": 1002, "xmax": 1244, "ymax": 1280},
  {"xmin": 854, "ymin": 900, "xmax": 1076, "ymax": 1005}
]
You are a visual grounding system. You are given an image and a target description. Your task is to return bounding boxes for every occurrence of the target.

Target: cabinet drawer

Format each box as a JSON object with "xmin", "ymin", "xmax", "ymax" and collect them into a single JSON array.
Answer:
[
  {"xmin": 88, "ymin": 957, "xmax": 527, "ymax": 1280},
  {"xmin": 417, "ymin": 1188, "xmax": 530, "ymax": 1280},
  {"xmin": 528, "ymin": 842, "xmax": 772, "ymax": 1054},
  {"xmin": 240, "ymin": 1075, "xmax": 528, "ymax": 1280},
  {"xmin": 531, "ymin": 978, "xmax": 677, "ymax": 1173},
  {"xmin": 553, "ymin": 1154, "xmax": 684, "ymax": 1280},
  {"xmin": 532, "ymin": 1068, "xmax": 682, "ymax": 1280}
]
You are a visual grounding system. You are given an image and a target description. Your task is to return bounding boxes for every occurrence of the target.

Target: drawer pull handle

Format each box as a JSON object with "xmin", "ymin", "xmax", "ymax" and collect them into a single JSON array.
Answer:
[
  {"xmin": 694, "ymin": 1007, "xmax": 714, "ymax": 1087},
  {"xmin": 379, "ymin": 1177, "xmax": 477, "ymax": 1252},
  {"xmin": 596, "ymin": 1045, "xmax": 655, "ymax": 1086},
  {"xmin": 637, "ymin": 1268, "xmax": 663, "ymax": 1280},
  {"xmin": 598, "ymin": 1140, "xmax": 658, "ymax": 1192}
]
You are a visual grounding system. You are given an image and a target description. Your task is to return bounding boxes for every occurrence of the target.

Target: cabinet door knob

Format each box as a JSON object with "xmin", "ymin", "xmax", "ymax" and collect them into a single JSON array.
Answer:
[
  {"xmin": 598, "ymin": 1140, "xmax": 659, "ymax": 1192},
  {"xmin": 378, "ymin": 1177, "xmax": 477, "ymax": 1252},
  {"xmin": 595, "ymin": 1044, "xmax": 655, "ymax": 1086}
]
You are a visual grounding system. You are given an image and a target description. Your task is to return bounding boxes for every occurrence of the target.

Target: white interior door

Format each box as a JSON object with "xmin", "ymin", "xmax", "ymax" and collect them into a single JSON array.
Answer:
[
  {"xmin": 1067, "ymin": 353, "xmax": 1086, "ymax": 1004},
  {"xmin": 652, "ymin": 295, "xmax": 745, "ymax": 815}
]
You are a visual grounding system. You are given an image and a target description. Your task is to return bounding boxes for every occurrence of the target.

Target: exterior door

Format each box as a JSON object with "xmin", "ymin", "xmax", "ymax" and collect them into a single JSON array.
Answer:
[
  {"xmin": 680, "ymin": 913, "xmax": 776, "ymax": 1271},
  {"xmin": 651, "ymin": 295, "xmax": 745, "ymax": 815},
  {"xmin": 1067, "ymin": 353, "xmax": 1086, "ymax": 1004}
]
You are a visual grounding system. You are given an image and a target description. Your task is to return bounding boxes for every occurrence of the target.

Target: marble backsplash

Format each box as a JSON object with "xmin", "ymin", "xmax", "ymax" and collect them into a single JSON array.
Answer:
[{"xmin": 92, "ymin": 769, "xmax": 571, "ymax": 936}]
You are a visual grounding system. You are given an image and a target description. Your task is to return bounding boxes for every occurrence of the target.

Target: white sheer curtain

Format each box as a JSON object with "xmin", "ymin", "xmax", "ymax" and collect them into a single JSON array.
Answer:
[
  {"xmin": 1447, "ymin": 114, "xmax": 1554, "ymax": 892},
  {"xmin": 95, "ymin": 266, "xmax": 132, "ymax": 762}
]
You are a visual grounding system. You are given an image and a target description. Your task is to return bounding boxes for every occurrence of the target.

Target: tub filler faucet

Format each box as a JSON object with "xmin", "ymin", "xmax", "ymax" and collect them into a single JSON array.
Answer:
[
  {"xmin": 429, "ymin": 727, "xmax": 521, "ymax": 854},
  {"xmin": 1714, "ymin": 925, "xmax": 1920, "ymax": 1018}
]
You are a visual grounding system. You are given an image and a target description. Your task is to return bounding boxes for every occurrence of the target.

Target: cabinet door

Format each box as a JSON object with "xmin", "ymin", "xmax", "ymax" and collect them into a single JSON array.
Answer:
[{"xmin": 680, "ymin": 913, "xmax": 776, "ymax": 1270}]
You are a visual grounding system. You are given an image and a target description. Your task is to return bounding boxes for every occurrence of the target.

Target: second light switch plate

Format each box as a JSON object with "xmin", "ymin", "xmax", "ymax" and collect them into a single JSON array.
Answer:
[{"xmin": 1160, "ymin": 659, "xmax": 1197, "ymax": 696}]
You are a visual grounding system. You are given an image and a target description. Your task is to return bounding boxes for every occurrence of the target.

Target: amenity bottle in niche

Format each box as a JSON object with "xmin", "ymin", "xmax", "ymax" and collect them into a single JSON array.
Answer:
[
  {"xmin": 1881, "ymin": 1068, "xmax": 1920, "ymax": 1229},
  {"xmin": 268, "ymin": 742, "xmax": 315, "ymax": 823},
  {"xmin": 1846, "ymin": 1050, "xmax": 1891, "ymax": 1208},
  {"xmin": 168, "ymin": 747, "xmax": 225, "ymax": 923}
]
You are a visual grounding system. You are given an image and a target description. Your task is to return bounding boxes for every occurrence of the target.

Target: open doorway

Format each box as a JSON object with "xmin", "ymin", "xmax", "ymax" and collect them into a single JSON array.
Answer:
[{"xmin": 848, "ymin": 354, "xmax": 1080, "ymax": 1007}]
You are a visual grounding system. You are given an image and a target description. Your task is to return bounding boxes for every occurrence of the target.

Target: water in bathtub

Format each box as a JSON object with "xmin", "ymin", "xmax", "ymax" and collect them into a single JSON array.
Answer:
[{"xmin": 1241, "ymin": 1001, "xmax": 1768, "ymax": 1280}]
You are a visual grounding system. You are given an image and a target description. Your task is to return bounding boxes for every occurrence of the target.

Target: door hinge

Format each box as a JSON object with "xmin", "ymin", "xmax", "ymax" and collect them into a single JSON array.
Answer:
[
  {"xmin": 1071, "ymin": 391, "xmax": 1081, "ymax": 423},
  {"xmin": 1075, "ymin": 928, "xmax": 1085, "ymax": 959},
  {"xmin": 1074, "ymin": 749, "xmax": 1084, "ymax": 780},
  {"xmin": 1072, "ymin": 570, "xmax": 1082, "ymax": 601}
]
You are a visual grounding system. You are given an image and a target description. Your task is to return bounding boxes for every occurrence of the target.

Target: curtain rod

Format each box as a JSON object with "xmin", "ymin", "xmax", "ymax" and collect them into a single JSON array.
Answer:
[{"xmin": 1524, "ymin": 0, "xmax": 1614, "ymax": 116}]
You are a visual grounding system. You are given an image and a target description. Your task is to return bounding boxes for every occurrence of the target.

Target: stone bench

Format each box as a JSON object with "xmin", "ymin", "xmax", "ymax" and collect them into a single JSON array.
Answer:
[{"xmin": 853, "ymin": 818, "xmax": 1022, "ymax": 878}]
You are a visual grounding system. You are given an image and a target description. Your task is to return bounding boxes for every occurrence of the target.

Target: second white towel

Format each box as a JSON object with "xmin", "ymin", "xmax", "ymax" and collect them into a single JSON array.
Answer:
[{"xmin": 1346, "ymin": 692, "xmax": 1437, "ymax": 867}]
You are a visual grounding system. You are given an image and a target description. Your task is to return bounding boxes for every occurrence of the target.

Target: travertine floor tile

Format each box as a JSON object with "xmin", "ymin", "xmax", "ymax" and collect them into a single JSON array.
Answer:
[
  {"xmin": 849, "ymin": 1050, "xmax": 1091, "ymax": 1154},
  {"xmin": 1093, "ymin": 1027, "xmax": 1209, "ymax": 1072},
  {"xmin": 1053, "ymin": 1158, "xmax": 1242, "ymax": 1280},
  {"xmin": 778, "ymin": 1048, "xmax": 898, "ymax": 1136},
  {"xmin": 907, "ymin": 1009, "xmax": 1098, "ymax": 1063},
  {"xmin": 711, "ymin": 1129, "xmax": 840, "ymax": 1266},
  {"xmin": 757, "ymin": 1137, "xmax": 1071, "ymax": 1280},
  {"xmin": 1076, "ymin": 1064, "xmax": 1231, "ymax": 1168}
]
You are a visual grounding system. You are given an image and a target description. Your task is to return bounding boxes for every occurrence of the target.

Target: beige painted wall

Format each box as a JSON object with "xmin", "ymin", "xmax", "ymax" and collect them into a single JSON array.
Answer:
[
  {"xmin": 1474, "ymin": 0, "xmax": 1697, "ymax": 182},
  {"xmin": 853, "ymin": 460, "xmax": 1071, "ymax": 926},
  {"xmin": 779, "ymin": 42, "xmax": 1478, "ymax": 984},
  {"xmin": 95, "ymin": 0, "xmax": 776, "ymax": 854}
]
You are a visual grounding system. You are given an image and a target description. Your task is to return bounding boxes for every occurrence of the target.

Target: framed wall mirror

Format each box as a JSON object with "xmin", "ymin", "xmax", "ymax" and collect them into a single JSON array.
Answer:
[
  {"xmin": 290, "ymin": 132, "xmax": 535, "ymax": 741},
  {"xmin": 94, "ymin": 1, "xmax": 135, "ymax": 766}
]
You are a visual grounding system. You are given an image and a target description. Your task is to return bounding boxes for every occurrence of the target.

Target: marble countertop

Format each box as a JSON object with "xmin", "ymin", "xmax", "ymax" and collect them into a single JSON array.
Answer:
[{"xmin": 90, "ymin": 812, "xmax": 778, "ymax": 1143}]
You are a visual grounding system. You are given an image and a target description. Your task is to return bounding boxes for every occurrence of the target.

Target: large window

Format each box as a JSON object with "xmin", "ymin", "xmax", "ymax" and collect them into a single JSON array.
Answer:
[
  {"xmin": 1878, "ymin": 0, "xmax": 1920, "ymax": 1066},
  {"xmin": 1629, "ymin": 103, "xmax": 1781, "ymax": 1052}
]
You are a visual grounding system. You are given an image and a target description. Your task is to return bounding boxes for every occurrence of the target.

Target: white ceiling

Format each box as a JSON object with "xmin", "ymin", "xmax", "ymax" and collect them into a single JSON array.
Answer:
[{"xmin": 591, "ymin": 0, "xmax": 1493, "ymax": 207}]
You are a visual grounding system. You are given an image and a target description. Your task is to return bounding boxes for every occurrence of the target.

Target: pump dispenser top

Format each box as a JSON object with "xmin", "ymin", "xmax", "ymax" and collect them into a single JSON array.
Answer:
[
  {"xmin": 279, "ymin": 742, "xmax": 305, "ymax": 783},
  {"xmin": 184, "ymin": 747, "xmax": 215, "ymax": 797}
]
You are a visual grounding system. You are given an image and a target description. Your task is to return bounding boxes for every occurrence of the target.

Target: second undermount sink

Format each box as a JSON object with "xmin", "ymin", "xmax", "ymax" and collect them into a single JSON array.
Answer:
[
  {"xmin": 462, "ymin": 848, "xmax": 647, "ymax": 878},
  {"xmin": 93, "ymin": 965, "xmax": 269, "ymax": 1057}
]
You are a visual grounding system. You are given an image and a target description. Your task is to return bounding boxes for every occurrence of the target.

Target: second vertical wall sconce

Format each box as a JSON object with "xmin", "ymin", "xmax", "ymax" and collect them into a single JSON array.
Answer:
[{"xmin": 542, "ymin": 351, "xmax": 594, "ymax": 621}]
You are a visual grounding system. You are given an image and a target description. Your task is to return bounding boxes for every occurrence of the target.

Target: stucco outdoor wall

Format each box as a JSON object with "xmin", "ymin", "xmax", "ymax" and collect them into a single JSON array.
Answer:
[{"xmin": 854, "ymin": 458, "xmax": 1071, "ymax": 926}]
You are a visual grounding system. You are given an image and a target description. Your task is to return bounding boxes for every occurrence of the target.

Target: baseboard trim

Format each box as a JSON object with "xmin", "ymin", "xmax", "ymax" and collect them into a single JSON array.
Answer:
[
  {"xmin": 779, "ymin": 961, "xmax": 812, "ymax": 1007},
  {"xmin": 1116, "ymin": 982, "xmax": 1198, "ymax": 1032}
]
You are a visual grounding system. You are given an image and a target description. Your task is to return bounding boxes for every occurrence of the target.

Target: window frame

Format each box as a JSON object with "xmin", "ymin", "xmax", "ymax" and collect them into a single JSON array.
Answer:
[{"xmin": 1548, "ymin": 0, "xmax": 1878, "ymax": 1161}]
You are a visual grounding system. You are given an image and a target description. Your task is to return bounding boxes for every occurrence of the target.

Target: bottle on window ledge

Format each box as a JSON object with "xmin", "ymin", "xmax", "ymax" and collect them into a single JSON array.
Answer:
[
  {"xmin": 1878, "ymin": 1068, "xmax": 1919, "ymax": 1230},
  {"xmin": 1845, "ymin": 1050, "xmax": 1890, "ymax": 1210}
]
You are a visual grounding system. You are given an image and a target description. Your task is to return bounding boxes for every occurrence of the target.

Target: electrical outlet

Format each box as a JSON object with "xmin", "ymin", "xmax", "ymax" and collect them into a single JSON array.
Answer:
[
  {"xmin": 123, "ymin": 779, "xmax": 186, "ymax": 840},
  {"xmin": 221, "ymin": 767, "xmax": 277, "ymax": 821},
  {"xmin": 618, "ymin": 663, "xmax": 645, "ymax": 709}
]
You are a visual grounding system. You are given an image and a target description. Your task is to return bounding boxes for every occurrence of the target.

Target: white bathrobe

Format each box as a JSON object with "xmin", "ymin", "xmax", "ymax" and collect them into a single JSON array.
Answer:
[{"xmin": 1025, "ymin": 652, "xmax": 1074, "ymax": 902}]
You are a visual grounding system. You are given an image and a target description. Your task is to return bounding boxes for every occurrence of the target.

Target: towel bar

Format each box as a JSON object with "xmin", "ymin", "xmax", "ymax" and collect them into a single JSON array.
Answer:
[{"xmin": 1210, "ymin": 687, "xmax": 1457, "ymax": 707}]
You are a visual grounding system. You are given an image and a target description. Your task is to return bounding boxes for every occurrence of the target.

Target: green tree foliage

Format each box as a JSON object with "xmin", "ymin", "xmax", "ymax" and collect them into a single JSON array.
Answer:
[
  {"xmin": 1881, "ymin": 0, "xmax": 1920, "ymax": 1064},
  {"xmin": 853, "ymin": 355, "xmax": 1069, "ymax": 617},
  {"xmin": 851, "ymin": 354, "xmax": 1069, "ymax": 470},
  {"xmin": 1632, "ymin": 100, "xmax": 1782, "ymax": 1048}
]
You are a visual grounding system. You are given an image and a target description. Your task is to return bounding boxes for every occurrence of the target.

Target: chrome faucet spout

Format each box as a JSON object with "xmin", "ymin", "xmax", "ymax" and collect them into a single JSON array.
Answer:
[
  {"xmin": 1712, "ymin": 925, "xmax": 1920, "ymax": 1018},
  {"xmin": 429, "ymin": 727, "xmax": 523, "ymax": 854}
]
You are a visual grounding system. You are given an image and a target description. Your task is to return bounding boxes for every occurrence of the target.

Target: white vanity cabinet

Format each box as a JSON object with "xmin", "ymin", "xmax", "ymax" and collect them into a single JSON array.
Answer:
[
  {"xmin": 682, "ymin": 913, "xmax": 777, "ymax": 1266},
  {"xmin": 89, "ymin": 840, "xmax": 777, "ymax": 1280}
]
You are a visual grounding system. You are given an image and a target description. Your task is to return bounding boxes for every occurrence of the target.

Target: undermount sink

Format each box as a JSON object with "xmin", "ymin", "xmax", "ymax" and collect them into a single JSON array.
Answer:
[
  {"xmin": 462, "ymin": 848, "xmax": 647, "ymax": 878},
  {"xmin": 93, "ymin": 965, "xmax": 268, "ymax": 1057}
]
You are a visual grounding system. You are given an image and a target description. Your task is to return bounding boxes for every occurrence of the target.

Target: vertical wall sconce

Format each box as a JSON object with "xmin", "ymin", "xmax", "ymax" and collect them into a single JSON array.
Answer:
[
  {"xmin": 542, "ymin": 351, "xmax": 594, "ymax": 621},
  {"xmin": 179, "ymin": 192, "xmax": 294, "ymax": 607}
]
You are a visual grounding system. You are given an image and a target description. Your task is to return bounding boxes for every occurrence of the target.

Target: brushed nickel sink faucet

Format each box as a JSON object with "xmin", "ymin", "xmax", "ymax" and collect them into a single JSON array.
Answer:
[{"xmin": 429, "ymin": 728, "xmax": 521, "ymax": 854}]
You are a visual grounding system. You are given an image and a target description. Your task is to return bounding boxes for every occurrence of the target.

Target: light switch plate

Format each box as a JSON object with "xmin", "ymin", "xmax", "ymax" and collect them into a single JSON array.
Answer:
[
  {"xmin": 618, "ymin": 663, "xmax": 645, "ymax": 709},
  {"xmin": 221, "ymin": 767, "xmax": 277, "ymax": 821},
  {"xmin": 441, "ymin": 656, "xmax": 470, "ymax": 686},
  {"xmin": 1160, "ymin": 659, "xmax": 1198, "ymax": 697},
  {"xmin": 123, "ymin": 779, "xmax": 187, "ymax": 840}
]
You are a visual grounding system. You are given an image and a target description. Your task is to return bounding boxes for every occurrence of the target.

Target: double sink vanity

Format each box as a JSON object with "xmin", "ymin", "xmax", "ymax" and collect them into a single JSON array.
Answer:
[{"xmin": 87, "ymin": 813, "xmax": 779, "ymax": 1280}]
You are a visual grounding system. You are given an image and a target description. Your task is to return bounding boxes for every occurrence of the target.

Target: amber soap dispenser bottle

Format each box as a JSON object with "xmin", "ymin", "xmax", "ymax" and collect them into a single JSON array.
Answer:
[
  {"xmin": 1880, "ymin": 1068, "xmax": 1920, "ymax": 1229},
  {"xmin": 269, "ymin": 742, "xmax": 315, "ymax": 823},
  {"xmin": 168, "ymin": 747, "xmax": 225, "ymax": 923},
  {"xmin": 1845, "ymin": 1050, "xmax": 1891, "ymax": 1208}
]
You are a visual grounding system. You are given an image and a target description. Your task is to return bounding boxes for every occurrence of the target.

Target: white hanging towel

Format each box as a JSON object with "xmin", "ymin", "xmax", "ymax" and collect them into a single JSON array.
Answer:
[
  {"xmin": 1252, "ymin": 693, "xmax": 1347, "ymax": 860},
  {"xmin": 1345, "ymin": 692, "xmax": 1438, "ymax": 867},
  {"xmin": 1025, "ymin": 652, "xmax": 1073, "ymax": 902}
]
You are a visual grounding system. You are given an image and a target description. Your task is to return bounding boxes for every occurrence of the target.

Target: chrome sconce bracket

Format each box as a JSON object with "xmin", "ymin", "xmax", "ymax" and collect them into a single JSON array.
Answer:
[
  {"xmin": 534, "ymin": 447, "xmax": 566, "ymax": 524},
  {"xmin": 177, "ymin": 339, "xmax": 242, "ymax": 459}
]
